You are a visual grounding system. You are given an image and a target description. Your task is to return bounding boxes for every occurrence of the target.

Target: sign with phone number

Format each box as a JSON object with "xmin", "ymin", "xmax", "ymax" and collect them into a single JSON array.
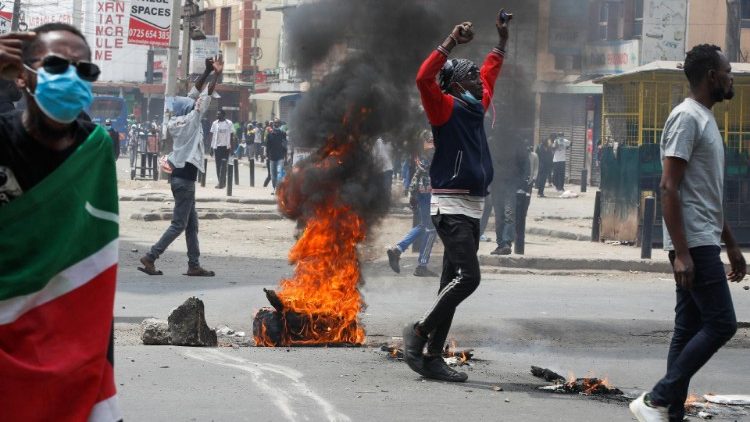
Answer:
[{"xmin": 128, "ymin": 0, "xmax": 172, "ymax": 47}]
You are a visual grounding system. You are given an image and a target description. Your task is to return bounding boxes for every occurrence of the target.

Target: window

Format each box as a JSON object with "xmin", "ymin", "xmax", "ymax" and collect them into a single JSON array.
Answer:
[
  {"xmin": 598, "ymin": 1, "xmax": 624, "ymax": 40},
  {"xmin": 740, "ymin": 0, "xmax": 750, "ymax": 28},
  {"xmin": 743, "ymin": 0, "xmax": 750, "ymax": 19},
  {"xmin": 219, "ymin": 7, "xmax": 231, "ymax": 41},
  {"xmin": 632, "ymin": 0, "xmax": 643, "ymax": 38},
  {"xmin": 203, "ymin": 9, "xmax": 215, "ymax": 36}
]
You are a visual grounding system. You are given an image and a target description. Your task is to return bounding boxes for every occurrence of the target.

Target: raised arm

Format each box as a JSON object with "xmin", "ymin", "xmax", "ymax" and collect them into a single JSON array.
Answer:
[
  {"xmin": 480, "ymin": 9, "xmax": 510, "ymax": 110},
  {"xmin": 206, "ymin": 55, "xmax": 223, "ymax": 96},
  {"xmin": 416, "ymin": 23, "xmax": 473, "ymax": 126}
]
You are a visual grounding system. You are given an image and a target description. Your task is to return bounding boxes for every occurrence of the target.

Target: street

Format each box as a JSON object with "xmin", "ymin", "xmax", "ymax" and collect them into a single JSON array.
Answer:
[{"xmin": 114, "ymin": 174, "xmax": 750, "ymax": 421}]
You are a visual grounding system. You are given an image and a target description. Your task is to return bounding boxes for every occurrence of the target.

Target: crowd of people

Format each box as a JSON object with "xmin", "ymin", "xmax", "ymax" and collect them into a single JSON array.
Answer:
[{"xmin": 0, "ymin": 15, "xmax": 747, "ymax": 422}]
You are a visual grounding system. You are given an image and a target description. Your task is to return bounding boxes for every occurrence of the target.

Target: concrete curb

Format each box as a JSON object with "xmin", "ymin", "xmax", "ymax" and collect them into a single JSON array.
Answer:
[
  {"xmin": 480, "ymin": 255, "xmax": 672, "ymax": 273},
  {"xmin": 526, "ymin": 227, "xmax": 590, "ymax": 241},
  {"xmin": 120, "ymin": 195, "xmax": 278, "ymax": 205},
  {"xmin": 130, "ymin": 212, "xmax": 285, "ymax": 221}
]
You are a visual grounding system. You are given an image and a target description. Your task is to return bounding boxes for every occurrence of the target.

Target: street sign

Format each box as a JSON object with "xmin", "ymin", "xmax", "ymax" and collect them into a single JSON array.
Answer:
[{"xmin": 128, "ymin": 0, "xmax": 173, "ymax": 47}]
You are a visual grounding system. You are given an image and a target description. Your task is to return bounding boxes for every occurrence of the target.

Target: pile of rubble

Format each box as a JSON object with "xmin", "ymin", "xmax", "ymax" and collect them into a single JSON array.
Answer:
[{"xmin": 140, "ymin": 297, "xmax": 249, "ymax": 347}]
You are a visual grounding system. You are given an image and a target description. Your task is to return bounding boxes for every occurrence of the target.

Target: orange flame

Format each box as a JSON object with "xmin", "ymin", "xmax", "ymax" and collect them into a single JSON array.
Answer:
[{"xmin": 254, "ymin": 137, "xmax": 367, "ymax": 346}]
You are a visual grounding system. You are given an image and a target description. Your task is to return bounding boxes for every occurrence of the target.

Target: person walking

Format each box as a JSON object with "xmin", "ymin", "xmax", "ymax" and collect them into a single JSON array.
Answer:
[
  {"xmin": 104, "ymin": 118, "xmax": 119, "ymax": 159},
  {"xmin": 138, "ymin": 56, "xmax": 223, "ymax": 277},
  {"xmin": 403, "ymin": 12, "xmax": 509, "ymax": 383},
  {"xmin": 551, "ymin": 132, "xmax": 570, "ymax": 192},
  {"xmin": 210, "ymin": 109, "xmax": 233, "ymax": 188},
  {"xmin": 629, "ymin": 44, "xmax": 746, "ymax": 422},
  {"xmin": 387, "ymin": 135, "xmax": 438, "ymax": 277},
  {"xmin": 266, "ymin": 119, "xmax": 288, "ymax": 194},
  {"xmin": 535, "ymin": 135, "xmax": 553, "ymax": 197}
]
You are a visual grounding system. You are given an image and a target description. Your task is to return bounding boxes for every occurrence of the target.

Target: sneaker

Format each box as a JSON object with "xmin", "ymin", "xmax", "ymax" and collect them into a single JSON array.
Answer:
[
  {"xmin": 422, "ymin": 355, "xmax": 468, "ymax": 382},
  {"xmin": 629, "ymin": 393, "xmax": 668, "ymax": 422},
  {"xmin": 402, "ymin": 323, "xmax": 427, "ymax": 376},
  {"xmin": 413, "ymin": 266, "xmax": 439, "ymax": 277},
  {"xmin": 491, "ymin": 245, "xmax": 512, "ymax": 255},
  {"xmin": 387, "ymin": 247, "xmax": 402, "ymax": 273},
  {"xmin": 479, "ymin": 234, "xmax": 492, "ymax": 242}
]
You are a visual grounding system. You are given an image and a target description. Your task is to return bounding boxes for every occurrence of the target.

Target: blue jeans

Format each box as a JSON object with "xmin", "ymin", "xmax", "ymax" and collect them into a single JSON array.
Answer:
[
  {"xmin": 651, "ymin": 245, "xmax": 737, "ymax": 421},
  {"xmin": 402, "ymin": 161, "xmax": 411, "ymax": 191},
  {"xmin": 147, "ymin": 177, "xmax": 200, "ymax": 268},
  {"xmin": 479, "ymin": 185, "xmax": 517, "ymax": 248},
  {"xmin": 396, "ymin": 193, "xmax": 436, "ymax": 266},
  {"xmin": 270, "ymin": 159, "xmax": 284, "ymax": 189}
]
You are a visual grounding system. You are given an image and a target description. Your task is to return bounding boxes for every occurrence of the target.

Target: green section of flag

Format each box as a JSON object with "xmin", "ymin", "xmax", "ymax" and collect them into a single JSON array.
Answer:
[{"xmin": 0, "ymin": 126, "xmax": 119, "ymax": 300}]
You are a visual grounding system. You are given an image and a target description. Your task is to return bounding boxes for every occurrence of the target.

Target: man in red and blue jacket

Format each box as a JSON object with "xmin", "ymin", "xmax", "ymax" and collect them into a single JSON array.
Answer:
[{"xmin": 402, "ymin": 14, "xmax": 509, "ymax": 383}]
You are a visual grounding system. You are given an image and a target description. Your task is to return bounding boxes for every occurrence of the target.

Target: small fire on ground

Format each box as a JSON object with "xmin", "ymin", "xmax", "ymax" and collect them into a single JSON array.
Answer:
[
  {"xmin": 531, "ymin": 366, "xmax": 622, "ymax": 396},
  {"xmin": 382, "ymin": 340, "xmax": 474, "ymax": 367}
]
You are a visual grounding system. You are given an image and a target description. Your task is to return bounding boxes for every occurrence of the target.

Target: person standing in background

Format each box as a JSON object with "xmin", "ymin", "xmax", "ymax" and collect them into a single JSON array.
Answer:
[
  {"xmin": 552, "ymin": 132, "xmax": 570, "ymax": 192},
  {"xmin": 535, "ymin": 135, "xmax": 553, "ymax": 197},
  {"xmin": 210, "ymin": 109, "xmax": 233, "ymax": 189}
]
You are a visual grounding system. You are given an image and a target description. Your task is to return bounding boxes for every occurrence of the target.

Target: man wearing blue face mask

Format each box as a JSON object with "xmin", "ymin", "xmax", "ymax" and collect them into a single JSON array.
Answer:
[
  {"xmin": 403, "ymin": 12, "xmax": 509, "ymax": 383},
  {"xmin": 0, "ymin": 24, "xmax": 123, "ymax": 421}
]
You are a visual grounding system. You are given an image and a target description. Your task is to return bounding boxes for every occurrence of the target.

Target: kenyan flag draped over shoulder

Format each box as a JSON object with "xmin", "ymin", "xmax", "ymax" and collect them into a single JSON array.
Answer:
[{"xmin": 0, "ymin": 126, "xmax": 122, "ymax": 421}]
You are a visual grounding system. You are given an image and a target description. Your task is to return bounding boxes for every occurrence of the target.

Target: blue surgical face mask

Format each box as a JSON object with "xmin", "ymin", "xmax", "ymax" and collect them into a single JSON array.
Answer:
[
  {"xmin": 26, "ymin": 64, "xmax": 93, "ymax": 124},
  {"xmin": 460, "ymin": 90, "xmax": 481, "ymax": 105}
]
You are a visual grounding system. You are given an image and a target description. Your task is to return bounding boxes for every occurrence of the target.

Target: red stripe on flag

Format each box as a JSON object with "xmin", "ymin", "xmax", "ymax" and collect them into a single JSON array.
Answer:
[{"xmin": 0, "ymin": 265, "xmax": 118, "ymax": 421}]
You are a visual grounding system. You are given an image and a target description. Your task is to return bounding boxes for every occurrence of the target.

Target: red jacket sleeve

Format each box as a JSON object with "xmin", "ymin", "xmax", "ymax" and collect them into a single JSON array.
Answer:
[
  {"xmin": 416, "ymin": 50, "xmax": 454, "ymax": 127},
  {"xmin": 480, "ymin": 48, "xmax": 505, "ymax": 111}
]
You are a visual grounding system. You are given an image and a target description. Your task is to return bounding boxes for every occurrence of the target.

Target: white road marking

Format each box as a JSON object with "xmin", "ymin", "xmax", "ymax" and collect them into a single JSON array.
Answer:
[{"xmin": 184, "ymin": 349, "xmax": 351, "ymax": 422}]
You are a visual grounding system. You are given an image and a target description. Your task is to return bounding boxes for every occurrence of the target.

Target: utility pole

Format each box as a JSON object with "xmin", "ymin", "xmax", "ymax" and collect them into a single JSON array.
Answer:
[
  {"xmin": 181, "ymin": 1, "xmax": 191, "ymax": 87},
  {"xmin": 164, "ymin": 0, "xmax": 182, "ymax": 99},
  {"xmin": 10, "ymin": 0, "xmax": 21, "ymax": 31},
  {"xmin": 72, "ymin": 0, "xmax": 82, "ymax": 29},
  {"xmin": 726, "ymin": 0, "xmax": 741, "ymax": 62},
  {"xmin": 250, "ymin": 2, "xmax": 259, "ymax": 121}
]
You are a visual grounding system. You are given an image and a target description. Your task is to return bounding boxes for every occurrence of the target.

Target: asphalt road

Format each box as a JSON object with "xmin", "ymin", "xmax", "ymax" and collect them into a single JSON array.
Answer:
[{"xmin": 114, "ymin": 238, "xmax": 750, "ymax": 422}]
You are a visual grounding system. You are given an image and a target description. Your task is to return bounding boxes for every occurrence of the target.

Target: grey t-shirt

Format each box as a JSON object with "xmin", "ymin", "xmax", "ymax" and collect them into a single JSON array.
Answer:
[{"xmin": 660, "ymin": 98, "xmax": 725, "ymax": 250}]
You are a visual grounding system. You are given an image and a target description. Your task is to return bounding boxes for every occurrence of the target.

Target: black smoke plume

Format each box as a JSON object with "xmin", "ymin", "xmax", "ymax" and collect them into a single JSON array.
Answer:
[
  {"xmin": 281, "ymin": 0, "xmax": 540, "ymax": 226},
  {"xmin": 281, "ymin": 0, "xmax": 445, "ymax": 226}
]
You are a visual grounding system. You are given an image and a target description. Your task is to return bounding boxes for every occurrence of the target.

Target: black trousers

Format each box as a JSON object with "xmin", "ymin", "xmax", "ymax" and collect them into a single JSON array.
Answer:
[
  {"xmin": 419, "ymin": 213, "xmax": 481, "ymax": 355},
  {"xmin": 552, "ymin": 161, "xmax": 566, "ymax": 191},
  {"xmin": 214, "ymin": 146, "xmax": 230, "ymax": 186},
  {"xmin": 536, "ymin": 164, "xmax": 550, "ymax": 195}
]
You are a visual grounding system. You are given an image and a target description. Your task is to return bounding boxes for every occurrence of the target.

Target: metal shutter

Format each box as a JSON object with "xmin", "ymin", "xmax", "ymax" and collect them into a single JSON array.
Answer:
[{"xmin": 538, "ymin": 94, "xmax": 587, "ymax": 183}]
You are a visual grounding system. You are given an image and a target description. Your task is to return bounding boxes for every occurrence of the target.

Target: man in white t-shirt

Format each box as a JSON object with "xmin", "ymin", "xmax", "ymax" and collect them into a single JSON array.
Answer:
[
  {"xmin": 630, "ymin": 44, "xmax": 746, "ymax": 422},
  {"xmin": 210, "ymin": 110, "xmax": 234, "ymax": 188},
  {"xmin": 551, "ymin": 132, "xmax": 570, "ymax": 192}
]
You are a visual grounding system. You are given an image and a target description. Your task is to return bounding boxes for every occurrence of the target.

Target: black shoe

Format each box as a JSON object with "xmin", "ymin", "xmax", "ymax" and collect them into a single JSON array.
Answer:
[
  {"xmin": 387, "ymin": 247, "xmax": 401, "ymax": 273},
  {"xmin": 490, "ymin": 246, "xmax": 512, "ymax": 255},
  {"xmin": 215, "ymin": 184, "xmax": 225, "ymax": 189},
  {"xmin": 402, "ymin": 323, "xmax": 427, "ymax": 376},
  {"xmin": 413, "ymin": 266, "xmax": 439, "ymax": 277},
  {"xmin": 422, "ymin": 355, "xmax": 468, "ymax": 382}
]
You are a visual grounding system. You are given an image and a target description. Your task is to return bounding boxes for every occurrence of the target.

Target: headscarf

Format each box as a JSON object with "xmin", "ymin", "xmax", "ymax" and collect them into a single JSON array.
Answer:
[
  {"xmin": 172, "ymin": 96, "xmax": 195, "ymax": 117},
  {"xmin": 439, "ymin": 58, "xmax": 479, "ymax": 92}
]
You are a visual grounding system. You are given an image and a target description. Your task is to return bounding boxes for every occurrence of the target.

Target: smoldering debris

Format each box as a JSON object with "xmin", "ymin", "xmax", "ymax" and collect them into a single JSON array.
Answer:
[
  {"xmin": 530, "ymin": 366, "xmax": 622, "ymax": 396},
  {"xmin": 380, "ymin": 343, "xmax": 475, "ymax": 367}
]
